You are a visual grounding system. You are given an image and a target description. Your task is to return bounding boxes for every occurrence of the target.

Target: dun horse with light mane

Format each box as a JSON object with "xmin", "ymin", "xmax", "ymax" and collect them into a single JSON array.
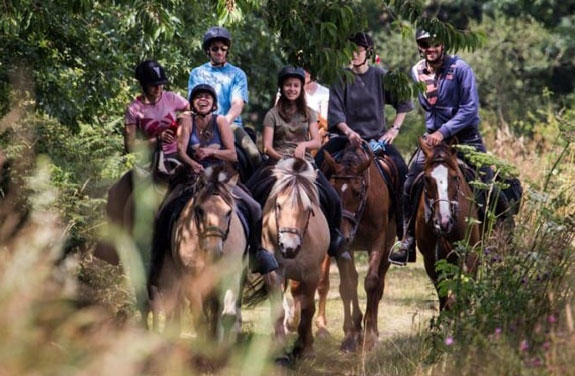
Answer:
[
  {"xmin": 246, "ymin": 158, "xmax": 329, "ymax": 360},
  {"xmin": 148, "ymin": 164, "xmax": 247, "ymax": 341}
]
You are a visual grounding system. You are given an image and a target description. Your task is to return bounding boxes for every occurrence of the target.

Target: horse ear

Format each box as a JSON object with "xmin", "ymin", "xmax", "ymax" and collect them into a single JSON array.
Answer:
[
  {"xmin": 419, "ymin": 136, "xmax": 433, "ymax": 159},
  {"xmin": 356, "ymin": 155, "xmax": 373, "ymax": 174},
  {"xmin": 448, "ymin": 136, "xmax": 459, "ymax": 155},
  {"xmin": 323, "ymin": 151, "xmax": 338, "ymax": 173}
]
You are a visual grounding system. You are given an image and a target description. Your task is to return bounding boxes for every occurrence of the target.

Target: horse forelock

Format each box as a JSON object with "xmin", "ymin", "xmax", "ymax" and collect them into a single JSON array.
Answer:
[
  {"xmin": 193, "ymin": 179, "xmax": 235, "ymax": 210},
  {"xmin": 425, "ymin": 144, "xmax": 458, "ymax": 172},
  {"xmin": 270, "ymin": 159, "xmax": 319, "ymax": 210},
  {"xmin": 339, "ymin": 145, "xmax": 368, "ymax": 171}
]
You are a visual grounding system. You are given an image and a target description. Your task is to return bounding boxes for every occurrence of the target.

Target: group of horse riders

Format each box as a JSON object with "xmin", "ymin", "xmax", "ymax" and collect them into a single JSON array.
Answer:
[{"xmin": 107, "ymin": 25, "xmax": 516, "ymax": 285}]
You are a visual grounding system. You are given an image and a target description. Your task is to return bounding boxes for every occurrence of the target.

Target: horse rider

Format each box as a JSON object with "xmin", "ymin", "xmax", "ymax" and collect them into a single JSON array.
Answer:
[
  {"xmin": 149, "ymin": 84, "xmax": 278, "ymax": 281},
  {"xmin": 315, "ymin": 31, "xmax": 413, "ymax": 240},
  {"xmin": 97, "ymin": 60, "xmax": 189, "ymax": 264},
  {"xmin": 389, "ymin": 29, "xmax": 511, "ymax": 265},
  {"xmin": 247, "ymin": 66, "xmax": 345, "ymax": 258},
  {"xmin": 188, "ymin": 26, "xmax": 261, "ymax": 180}
]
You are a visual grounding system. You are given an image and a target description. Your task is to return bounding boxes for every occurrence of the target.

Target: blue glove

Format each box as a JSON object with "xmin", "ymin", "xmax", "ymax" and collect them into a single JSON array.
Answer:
[{"xmin": 368, "ymin": 139, "xmax": 386, "ymax": 154}]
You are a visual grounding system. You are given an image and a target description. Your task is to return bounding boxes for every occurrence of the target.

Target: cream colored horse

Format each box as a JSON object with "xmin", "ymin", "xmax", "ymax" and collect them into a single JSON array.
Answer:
[
  {"xmin": 149, "ymin": 164, "xmax": 247, "ymax": 341},
  {"xmin": 260, "ymin": 158, "xmax": 329, "ymax": 359}
]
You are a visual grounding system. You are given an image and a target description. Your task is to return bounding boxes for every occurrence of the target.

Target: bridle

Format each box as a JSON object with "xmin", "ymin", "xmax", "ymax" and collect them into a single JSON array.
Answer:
[
  {"xmin": 274, "ymin": 201, "xmax": 313, "ymax": 247},
  {"xmin": 423, "ymin": 161, "xmax": 461, "ymax": 225},
  {"xmin": 194, "ymin": 201, "xmax": 232, "ymax": 242},
  {"xmin": 330, "ymin": 166, "xmax": 370, "ymax": 244}
]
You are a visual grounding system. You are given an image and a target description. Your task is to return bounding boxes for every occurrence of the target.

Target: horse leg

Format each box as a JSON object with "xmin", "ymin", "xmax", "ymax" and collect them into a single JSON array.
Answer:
[
  {"xmin": 292, "ymin": 278, "xmax": 319, "ymax": 359},
  {"xmin": 315, "ymin": 254, "xmax": 331, "ymax": 337},
  {"xmin": 283, "ymin": 284, "xmax": 300, "ymax": 333},
  {"xmin": 336, "ymin": 253, "xmax": 363, "ymax": 353},
  {"xmin": 363, "ymin": 236, "xmax": 387, "ymax": 351},
  {"xmin": 263, "ymin": 271, "xmax": 287, "ymax": 347}
]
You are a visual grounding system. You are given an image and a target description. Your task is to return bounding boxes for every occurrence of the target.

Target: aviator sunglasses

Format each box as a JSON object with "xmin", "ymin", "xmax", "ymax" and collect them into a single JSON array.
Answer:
[
  {"xmin": 210, "ymin": 46, "xmax": 229, "ymax": 52},
  {"xmin": 417, "ymin": 39, "xmax": 442, "ymax": 49}
]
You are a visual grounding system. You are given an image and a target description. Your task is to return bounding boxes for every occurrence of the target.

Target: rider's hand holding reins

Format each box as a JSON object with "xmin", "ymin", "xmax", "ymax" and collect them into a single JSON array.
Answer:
[
  {"xmin": 381, "ymin": 128, "xmax": 398, "ymax": 144},
  {"xmin": 293, "ymin": 144, "xmax": 307, "ymax": 159},
  {"xmin": 346, "ymin": 129, "xmax": 363, "ymax": 147},
  {"xmin": 425, "ymin": 131, "xmax": 444, "ymax": 146}
]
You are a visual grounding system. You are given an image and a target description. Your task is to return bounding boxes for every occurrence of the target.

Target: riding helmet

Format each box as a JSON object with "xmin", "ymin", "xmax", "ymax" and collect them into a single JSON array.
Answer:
[
  {"xmin": 135, "ymin": 60, "xmax": 168, "ymax": 87},
  {"xmin": 350, "ymin": 31, "xmax": 374, "ymax": 49},
  {"xmin": 203, "ymin": 26, "xmax": 232, "ymax": 51},
  {"xmin": 277, "ymin": 66, "xmax": 306, "ymax": 87}
]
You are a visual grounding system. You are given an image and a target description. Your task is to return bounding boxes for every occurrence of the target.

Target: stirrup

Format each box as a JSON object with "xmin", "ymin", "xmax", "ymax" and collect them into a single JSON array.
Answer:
[{"xmin": 389, "ymin": 240, "xmax": 415, "ymax": 266}]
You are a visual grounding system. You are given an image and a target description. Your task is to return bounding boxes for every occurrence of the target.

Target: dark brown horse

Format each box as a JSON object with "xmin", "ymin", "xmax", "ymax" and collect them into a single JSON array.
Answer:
[
  {"xmin": 416, "ymin": 137, "xmax": 481, "ymax": 309},
  {"xmin": 319, "ymin": 144, "xmax": 397, "ymax": 352}
]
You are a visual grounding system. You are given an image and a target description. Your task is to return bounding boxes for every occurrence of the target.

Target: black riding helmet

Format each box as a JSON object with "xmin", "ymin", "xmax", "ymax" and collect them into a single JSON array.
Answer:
[
  {"xmin": 277, "ymin": 66, "xmax": 305, "ymax": 88},
  {"xmin": 350, "ymin": 31, "xmax": 374, "ymax": 49},
  {"xmin": 203, "ymin": 26, "xmax": 232, "ymax": 52},
  {"xmin": 135, "ymin": 60, "xmax": 168, "ymax": 87},
  {"xmin": 189, "ymin": 84, "xmax": 218, "ymax": 113}
]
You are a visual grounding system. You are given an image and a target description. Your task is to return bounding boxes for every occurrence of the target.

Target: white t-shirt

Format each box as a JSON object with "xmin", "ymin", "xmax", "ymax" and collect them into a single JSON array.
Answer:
[{"xmin": 305, "ymin": 83, "xmax": 329, "ymax": 120}]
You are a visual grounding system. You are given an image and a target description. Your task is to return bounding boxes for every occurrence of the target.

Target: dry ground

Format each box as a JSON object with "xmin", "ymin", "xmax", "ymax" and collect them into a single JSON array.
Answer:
[{"xmin": 241, "ymin": 254, "xmax": 438, "ymax": 375}]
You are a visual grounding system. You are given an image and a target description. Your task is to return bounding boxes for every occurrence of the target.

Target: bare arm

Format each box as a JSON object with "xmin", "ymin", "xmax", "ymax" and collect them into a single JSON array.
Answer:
[
  {"xmin": 293, "ymin": 119, "xmax": 321, "ymax": 159},
  {"xmin": 262, "ymin": 126, "xmax": 283, "ymax": 161},
  {"xmin": 381, "ymin": 111, "xmax": 408, "ymax": 144},
  {"xmin": 336, "ymin": 122, "xmax": 362, "ymax": 146},
  {"xmin": 212, "ymin": 116, "xmax": 238, "ymax": 162},
  {"xmin": 224, "ymin": 97, "xmax": 244, "ymax": 125}
]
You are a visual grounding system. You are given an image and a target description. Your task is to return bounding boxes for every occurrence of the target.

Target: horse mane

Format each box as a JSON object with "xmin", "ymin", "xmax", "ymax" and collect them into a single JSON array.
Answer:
[
  {"xmin": 269, "ymin": 158, "xmax": 319, "ymax": 209},
  {"xmin": 193, "ymin": 165, "xmax": 236, "ymax": 209}
]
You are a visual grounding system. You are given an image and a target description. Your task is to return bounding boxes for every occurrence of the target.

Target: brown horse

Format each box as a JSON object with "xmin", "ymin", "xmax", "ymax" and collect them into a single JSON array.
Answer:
[
  {"xmin": 415, "ymin": 137, "xmax": 481, "ymax": 310},
  {"xmin": 149, "ymin": 164, "xmax": 247, "ymax": 341},
  {"xmin": 254, "ymin": 158, "xmax": 329, "ymax": 358},
  {"xmin": 319, "ymin": 144, "xmax": 396, "ymax": 352}
]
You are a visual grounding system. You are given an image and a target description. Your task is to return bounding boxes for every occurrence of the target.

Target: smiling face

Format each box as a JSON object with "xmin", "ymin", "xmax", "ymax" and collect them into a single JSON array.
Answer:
[
  {"xmin": 281, "ymin": 77, "xmax": 302, "ymax": 102},
  {"xmin": 144, "ymin": 84, "xmax": 164, "ymax": 102},
  {"xmin": 192, "ymin": 92, "xmax": 215, "ymax": 115},
  {"xmin": 417, "ymin": 38, "xmax": 444, "ymax": 64}
]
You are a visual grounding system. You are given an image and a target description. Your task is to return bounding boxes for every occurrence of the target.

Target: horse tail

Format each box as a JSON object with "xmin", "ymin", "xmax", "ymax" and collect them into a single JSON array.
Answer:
[{"xmin": 242, "ymin": 273, "xmax": 269, "ymax": 308}]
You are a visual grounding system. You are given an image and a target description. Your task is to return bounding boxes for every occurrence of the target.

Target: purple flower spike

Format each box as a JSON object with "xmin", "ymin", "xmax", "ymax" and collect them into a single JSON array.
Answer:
[
  {"xmin": 495, "ymin": 327, "xmax": 502, "ymax": 335},
  {"xmin": 520, "ymin": 340, "xmax": 529, "ymax": 352},
  {"xmin": 445, "ymin": 337, "xmax": 454, "ymax": 346},
  {"xmin": 547, "ymin": 315, "xmax": 557, "ymax": 323}
]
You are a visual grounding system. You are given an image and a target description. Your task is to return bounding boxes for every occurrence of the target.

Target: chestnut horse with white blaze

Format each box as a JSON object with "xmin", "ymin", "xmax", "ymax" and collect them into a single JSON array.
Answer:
[
  {"xmin": 149, "ymin": 164, "xmax": 247, "ymax": 341},
  {"xmin": 319, "ymin": 144, "xmax": 397, "ymax": 352},
  {"xmin": 416, "ymin": 137, "xmax": 481, "ymax": 309}
]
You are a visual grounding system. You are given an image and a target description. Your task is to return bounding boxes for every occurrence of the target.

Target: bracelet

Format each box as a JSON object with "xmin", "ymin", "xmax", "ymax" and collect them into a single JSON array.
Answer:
[{"xmin": 392, "ymin": 125, "xmax": 401, "ymax": 131}]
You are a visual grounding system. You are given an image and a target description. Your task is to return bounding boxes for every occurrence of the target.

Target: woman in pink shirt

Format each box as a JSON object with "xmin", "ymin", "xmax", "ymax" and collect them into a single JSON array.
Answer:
[{"xmin": 96, "ymin": 60, "xmax": 189, "ymax": 265}]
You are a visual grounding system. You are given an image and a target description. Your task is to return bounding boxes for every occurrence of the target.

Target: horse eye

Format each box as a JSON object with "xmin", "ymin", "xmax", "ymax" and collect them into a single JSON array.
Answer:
[
  {"xmin": 195, "ymin": 207, "xmax": 204, "ymax": 217},
  {"xmin": 276, "ymin": 202, "xmax": 281, "ymax": 210},
  {"xmin": 226, "ymin": 209, "xmax": 232, "ymax": 218}
]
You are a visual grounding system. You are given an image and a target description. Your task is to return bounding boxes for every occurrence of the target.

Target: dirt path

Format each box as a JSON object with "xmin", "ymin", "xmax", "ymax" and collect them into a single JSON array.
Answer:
[{"xmin": 242, "ymin": 257, "xmax": 438, "ymax": 375}]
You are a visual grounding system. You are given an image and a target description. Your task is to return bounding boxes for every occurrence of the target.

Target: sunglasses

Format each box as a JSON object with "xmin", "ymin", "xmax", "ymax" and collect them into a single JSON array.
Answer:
[
  {"xmin": 210, "ymin": 46, "xmax": 228, "ymax": 52},
  {"xmin": 417, "ymin": 39, "xmax": 442, "ymax": 49}
]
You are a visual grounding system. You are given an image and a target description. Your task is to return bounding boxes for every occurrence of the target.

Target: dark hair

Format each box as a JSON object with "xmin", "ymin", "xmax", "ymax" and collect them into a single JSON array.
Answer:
[{"xmin": 276, "ymin": 78, "xmax": 309, "ymax": 122}]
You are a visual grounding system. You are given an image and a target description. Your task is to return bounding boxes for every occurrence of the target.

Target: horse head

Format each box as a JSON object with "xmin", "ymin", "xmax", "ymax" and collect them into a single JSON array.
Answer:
[
  {"xmin": 181, "ymin": 163, "xmax": 237, "ymax": 268},
  {"xmin": 419, "ymin": 137, "xmax": 461, "ymax": 235},
  {"xmin": 323, "ymin": 145, "xmax": 372, "ymax": 244},
  {"xmin": 270, "ymin": 158, "xmax": 318, "ymax": 259}
]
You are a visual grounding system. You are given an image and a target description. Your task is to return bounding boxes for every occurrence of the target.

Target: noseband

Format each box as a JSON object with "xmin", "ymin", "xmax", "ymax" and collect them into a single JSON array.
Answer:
[
  {"xmin": 195, "ymin": 207, "xmax": 232, "ymax": 242},
  {"xmin": 275, "ymin": 202, "xmax": 313, "ymax": 246}
]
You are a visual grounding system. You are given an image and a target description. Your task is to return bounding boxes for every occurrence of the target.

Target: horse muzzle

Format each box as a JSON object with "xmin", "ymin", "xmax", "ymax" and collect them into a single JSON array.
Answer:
[
  {"xmin": 278, "ymin": 234, "xmax": 302, "ymax": 259},
  {"xmin": 433, "ymin": 215, "xmax": 455, "ymax": 235}
]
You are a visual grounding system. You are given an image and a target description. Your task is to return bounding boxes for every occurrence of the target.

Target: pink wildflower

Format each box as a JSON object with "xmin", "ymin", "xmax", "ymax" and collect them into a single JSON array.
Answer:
[
  {"xmin": 547, "ymin": 315, "xmax": 557, "ymax": 324},
  {"xmin": 445, "ymin": 337, "xmax": 454, "ymax": 346},
  {"xmin": 520, "ymin": 340, "xmax": 529, "ymax": 352}
]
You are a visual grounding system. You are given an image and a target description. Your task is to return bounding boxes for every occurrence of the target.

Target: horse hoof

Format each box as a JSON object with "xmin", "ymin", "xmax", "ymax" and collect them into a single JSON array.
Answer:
[
  {"xmin": 363, "ymin": 333, "xmax": 379, "ymax": 352},
  {"xmin": 315, "ymin": 327, "xmax": 331, "ymax": 339},
  {"xmin": 274, "ymin": 354, "xmax": 293, "ymax": 368},
  {"xmin": 340, "ymin": 336, "xmax": 358, "ymax": 353}
]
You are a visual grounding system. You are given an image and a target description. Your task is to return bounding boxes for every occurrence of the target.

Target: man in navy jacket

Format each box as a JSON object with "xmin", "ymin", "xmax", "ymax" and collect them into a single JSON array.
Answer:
[{"xmin": 389, "ymin": 29, "xmax": 503, "ymax": 265}]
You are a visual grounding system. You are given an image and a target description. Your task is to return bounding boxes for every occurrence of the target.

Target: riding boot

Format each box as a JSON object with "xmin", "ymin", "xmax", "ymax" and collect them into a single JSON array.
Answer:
[
  {"xmin": 328, "ymin": 228, "xmax": 346, "ymax": 258},
  {"xmin": 248, "ymin": 219, "xmax": 279, "ymax": 274},
  {"xmin": 389, "ymin": 194, "xmax": 416, "ymax": 266}
]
